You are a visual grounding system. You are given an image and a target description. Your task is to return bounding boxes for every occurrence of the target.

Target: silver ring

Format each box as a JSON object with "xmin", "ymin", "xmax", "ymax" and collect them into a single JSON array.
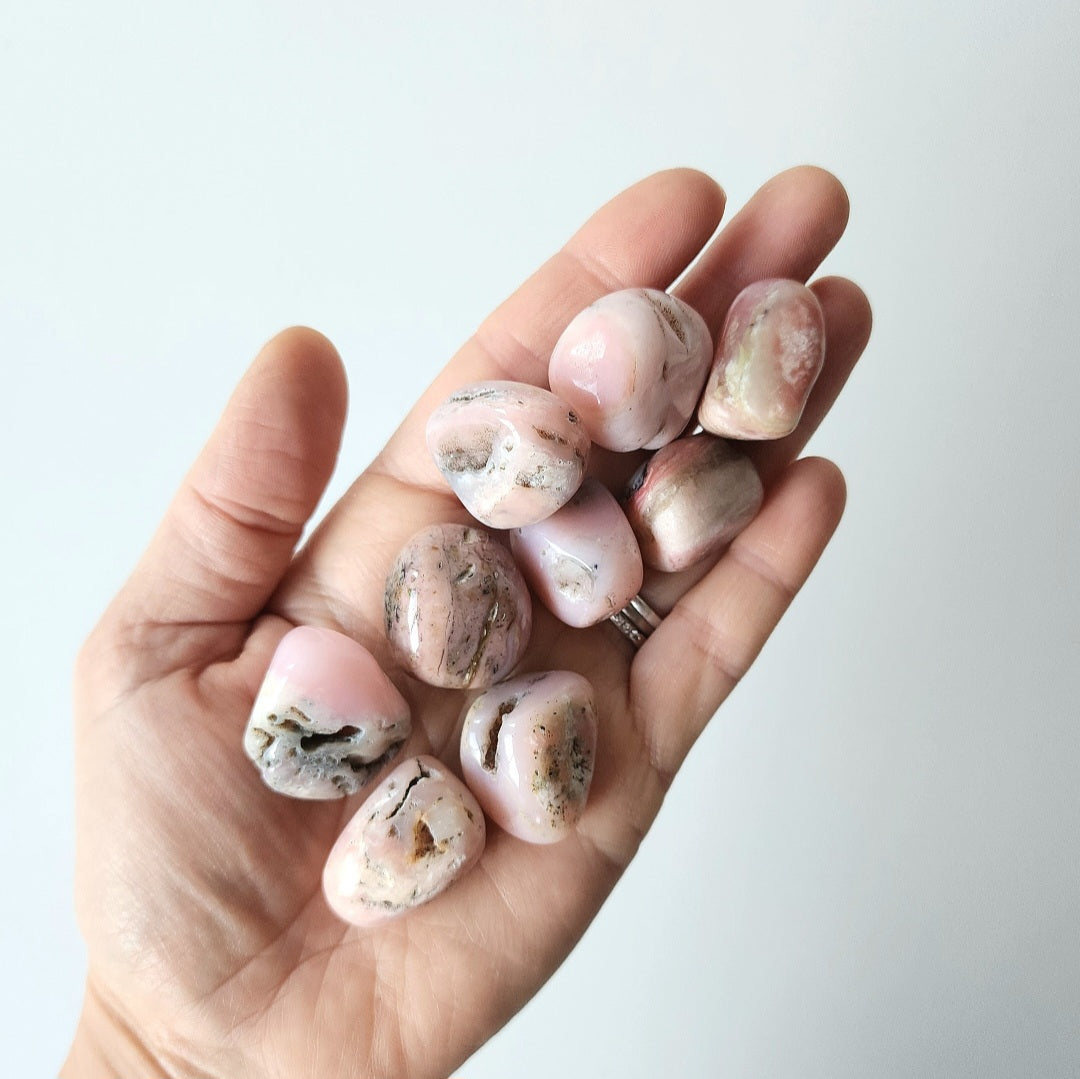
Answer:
[{"xmin": 609, "ymin": 593, "xmax": 662, "ymax": 649}]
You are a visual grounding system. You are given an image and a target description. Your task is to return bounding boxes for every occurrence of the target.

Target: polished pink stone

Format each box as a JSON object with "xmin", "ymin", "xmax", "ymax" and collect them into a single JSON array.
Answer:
[
  {"xmin": 459, "ymin": 671, "xmax": 597, "ymax": 844},
  {"xmin": 384, "ymin": 523, "xmax": 532, "ymax": 689},
  {"xmin": 426, "ymin": 380, "xmax": 590, "ymax": 528},
  {"xmin": 509, "ymin": 478, "xmax": 642, "ymax": 627},
  {"xmin": 323, "ymin": 755, "xmax": 485, "ymax": 926},
  {"xmin": 624, "ymin": 434, "xmax": 764, "ymax": 572},
  {"xmin": 548, "ymin": 288, "xmax": 712, "ymax": 451},
  {"xmin": 243, "ymin": 626, "xmax": 410, "ymax": 800},
  {"xmin": 698, "ymin": 278, "xmax": 825, "ymax": 440}
]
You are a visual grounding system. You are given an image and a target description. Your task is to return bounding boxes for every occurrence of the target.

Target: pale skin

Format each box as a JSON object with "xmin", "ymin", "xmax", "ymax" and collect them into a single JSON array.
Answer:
[{"xmin": 64, "ymin": 167, "xmax": 872, "ymax": 1079}]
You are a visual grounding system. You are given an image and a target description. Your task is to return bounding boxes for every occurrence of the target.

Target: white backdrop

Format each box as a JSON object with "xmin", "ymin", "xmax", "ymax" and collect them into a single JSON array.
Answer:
[{"xmin": 3, "ymin": 2, "xmax": 1078, "ymax": 1076}]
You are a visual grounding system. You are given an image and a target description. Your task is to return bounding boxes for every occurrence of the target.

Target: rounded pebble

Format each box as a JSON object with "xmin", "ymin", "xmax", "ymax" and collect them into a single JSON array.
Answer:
[
  {"xmin": 243, "ymin": 626, "xmax": 410, "ymax": 800},
  {"xmin": 548, "ymin": 288, "xmax": 712, "ymax": 451},
  {"xmin": 698, "ymin": 278, "xmax": 825, "ymax": 440},
  {"xmin": 510, "ymin": 478, "xmax": 642, "ymax": 628},
  {"xmin": 624, "ymin": 434, "xmax": 764, "ymax": 572},
  {"xmin": 460, "ymin": 671, "xmax": 597, "ymax": 844},
  {"xmin": 384, "ymin": 523, "xmax": 532, "ymax": 689},
  {"xmin": 426, "ymin": 380, "xmax": 590, "ymax": 527},
  {"xmin": 323, "ymin": 755, "xmax": 486, "ymax": 926}
]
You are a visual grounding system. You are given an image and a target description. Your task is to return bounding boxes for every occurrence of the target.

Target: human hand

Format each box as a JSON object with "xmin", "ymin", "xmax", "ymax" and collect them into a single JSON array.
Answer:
[{"xmin": 63, "ymin": 167, "xmax": 871, "ymax": 1079}]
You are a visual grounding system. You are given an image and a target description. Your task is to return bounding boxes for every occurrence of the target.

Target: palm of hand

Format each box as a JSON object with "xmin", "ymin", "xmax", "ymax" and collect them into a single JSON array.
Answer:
[{"xmin": 68, "ymin": 168, "xmax": 870, "ymax": 1079}]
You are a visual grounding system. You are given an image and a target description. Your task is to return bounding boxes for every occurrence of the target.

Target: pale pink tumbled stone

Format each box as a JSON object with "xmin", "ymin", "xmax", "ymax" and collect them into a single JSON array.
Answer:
[
  {"xmin": 698, "ymin": 278, "xmax": 825, "ymax": 440},
  {"xmin": 243, "ymin": 626, "xmax": 411, "ymax": 800},
  {"xmin": 624, "ymin": 434, "xmax": 764, "ymax": 572},
  {"xmin": 460, "ymin": 671, "xmax": 597, "ymax": 844},
  {"xmin": 509, "ymin": 478, "xmax": 642, "ymax": 628},
  {"xmin": 384, "ymin": 523, "xmax": 532, "ymax": 689},
  {"xmin": 548, "ymin": 288, "xmax": 712, "ymax": 451},
  {"xmin": 426, "ymin": 380, "xmax": 590, "ymax": 528},
  {"xmin": 323, "ymin": 755, "xmax": 485, "ymax": 926}
]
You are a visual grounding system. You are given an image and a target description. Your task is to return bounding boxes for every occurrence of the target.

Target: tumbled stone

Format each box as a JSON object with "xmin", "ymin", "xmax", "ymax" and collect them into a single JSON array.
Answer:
[
  {"xmin": 548, "ymin": 288, "xmax": 712, "ymax": 451},
  {"xmin": 323, "ymin": 755, "xmax": 485, "ymax": 926},
  {"xmin": 624, "ymin": 434, "xmax": 764, "ymax": 572},
  {"xmin": 698, "ymin": 278, "xmax": 825, "ymax": 440},
  {"xmin": 459, "ymin": 671, "xmax": 597, "ymax": 845},
  {"xmin": 426, "ymin": 380, "xmax": 590, "ymax": 528},
  {"xmin": 243, "ymin": 626, "xmax": 410, "ymax": 800},
  {"xmin": 509, "ymin": 478, "xmax": 642, "ymax": 627},
  {"xmin": 384, "ymin": 523, "xmax": 532, "ymax": 689}
]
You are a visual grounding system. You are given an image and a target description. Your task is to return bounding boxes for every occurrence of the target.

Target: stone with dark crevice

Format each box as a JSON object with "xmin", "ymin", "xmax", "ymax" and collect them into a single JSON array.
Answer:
[
  {"xmin": 244, "ymin": 626, "xmax": 411, "ymax": 800},
  {"xmin": 460, "ymin": 670, "xmax": 597, "ymax": 845},
  {"xmin": 323, "ymin": 755, "xmax": 486, "ymax": 927},
  {"xmin": 426, "ymin": 380, "xmax": 590, "ymax": 528},
  {"xmin": 384, "ymin": 523, "xmax": 532, "ymax": 689}
]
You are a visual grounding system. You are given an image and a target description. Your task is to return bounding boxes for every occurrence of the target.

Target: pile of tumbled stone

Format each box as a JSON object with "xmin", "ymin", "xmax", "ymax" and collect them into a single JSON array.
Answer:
[{"xmin": 243, "ymin": 280, "xmax": 826, "ymax": 926}]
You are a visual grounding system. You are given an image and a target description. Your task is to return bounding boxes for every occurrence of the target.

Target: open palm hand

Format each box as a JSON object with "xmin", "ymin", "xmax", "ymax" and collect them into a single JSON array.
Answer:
[{"xmin": 64, "ymin": 167, "xmax": 871, "ymax": 1079}]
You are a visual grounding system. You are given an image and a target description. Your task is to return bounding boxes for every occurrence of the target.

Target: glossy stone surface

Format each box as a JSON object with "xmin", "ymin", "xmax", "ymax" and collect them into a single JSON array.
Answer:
[
  {"xmin": 460, "ymin": 671, "xmax": 597, "ymax": 844},
  {"xmin": 510, "ymin": 478, "xmax": 642, "ymax": 627},
  {"xmin": 426, "ymin": 380, "xmax": 590, "ymax": 528},
  {"xmin": 624, "ymin": 434, "xmax": 764, "ymax": 572},
  {"xmin": 548, "ymin": 288, "xmax": 712, "ymax": 451},
  {"xmin": 323, "ymin": 755, "xmax": 485, "ymax": 926},
  {"xmin": 384, "ymin": 523, "xmax": 532, "ymax": 689},
  {"xmin": 698, "ymin": 278, "xmax": 825, "ymax": 439},
  {"xmin": 244, "ymin": 626, "xmax": 410, "ymax": 800}
]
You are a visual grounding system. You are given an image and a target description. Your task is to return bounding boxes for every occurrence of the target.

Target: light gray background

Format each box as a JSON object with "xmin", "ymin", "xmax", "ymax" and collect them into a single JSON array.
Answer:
[{"xmin": 3, "ymin": 2, "xmax": 1078, "ymax": 1076}]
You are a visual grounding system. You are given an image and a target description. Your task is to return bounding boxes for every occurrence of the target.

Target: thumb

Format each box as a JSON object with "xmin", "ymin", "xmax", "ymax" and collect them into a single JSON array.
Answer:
[{"xmin": 111, "ymin": 326, "xmax": 347, "ymax": 642}]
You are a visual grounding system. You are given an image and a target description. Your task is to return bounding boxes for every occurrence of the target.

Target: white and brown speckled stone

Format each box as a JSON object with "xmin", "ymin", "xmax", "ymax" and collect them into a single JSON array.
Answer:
[
  {"xmin": 244, "ymin": 626, "xmax": 410, "ymax": 800},
  {"xmin": 459, "ymin": 671, "xmax": 597, "ymax": 845},
  {"xmin": 548, "ymin": 288, "xmax": 712, "ymax": 451},
  {"xmin": 323, "ymin": 755, "xmax": 485, "ymax": 926},
  {"xmin": 384, "ymin": 523, "xmax": 532, "ymax": 689},
  {"xmin": 698, "ymin": 278, "xmax": 825, "ymax": 440},
  {"xmin": 426, "ymin": 381, "xmax": 590, "ymax": 528},
  {"xmin": 624, "ymin": 434, "xmax": 764, "ymax": 572}
]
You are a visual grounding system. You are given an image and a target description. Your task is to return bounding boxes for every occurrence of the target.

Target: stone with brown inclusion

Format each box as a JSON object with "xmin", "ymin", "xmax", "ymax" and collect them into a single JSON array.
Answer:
[
  {"xmin": 243, "ymin": 626, "xmax": 410, "ymax": 800},
  {"xmin": 698, "ymin": 278, "xmax": 825, "ymax": 440},
  {"xmin": 384, "ymin": 523, "xmax": 532, "ymax": 689},
  {"xmin": 548, "ymin": 288, "xmax": 713, "ymax": 451},
  {"xmin": 623, "ymin": 434, "xmax": 764, "ymax": 572},
  {"xmin": 323, "ymin": 755, "xmax": 486, "ymax": 926},
  {"xmin": 426, "ymin": 380, "xmax": 590, "ymax": 528},
  {"xmin": 459, "ymin": 671, "xmax": 597, "ymax": 845},
  {"xmin": 509, "ymin": 478, "xmax": 643, "ymax": 628}
]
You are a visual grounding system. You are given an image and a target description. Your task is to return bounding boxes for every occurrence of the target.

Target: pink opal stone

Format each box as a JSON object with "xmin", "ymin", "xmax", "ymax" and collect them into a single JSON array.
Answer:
[
  {"xmin": 243, "ymin": 626, "xmax": 411, "ymax": 800},
  {"xmin": 698, "ymin": 278, "xmax": 825, "ymax": 440},
  {"xmin": 323, "ymin": 755, "xmax": 485, "ymax": 926},
  {"xmin": 624, "ymin": 434, "xmax": 764, "ymax": 572},
  {"xmin": 384, "ymin": 523, "xmax": 532, "ymax": 689},
  {"xmin": 509, "ymin": 478, "xmax": 642, "ymax": 627},
  {"xmin": 548, "ymin": 288, "xmax": 712, "ymax": 451},
  {"xmin": 426, "ymin": 381, "xmax": 590, "ymax": 528},
  {"xmin": 459, "ymin": 671, "xmax": 597, "ymax": 844}
]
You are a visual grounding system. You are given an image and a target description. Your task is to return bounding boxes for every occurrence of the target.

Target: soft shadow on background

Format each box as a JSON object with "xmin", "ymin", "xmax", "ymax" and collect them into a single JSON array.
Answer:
[{"xmin": 2, "ymin": 2, "xmax": 1078, "ymax": 1075}]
